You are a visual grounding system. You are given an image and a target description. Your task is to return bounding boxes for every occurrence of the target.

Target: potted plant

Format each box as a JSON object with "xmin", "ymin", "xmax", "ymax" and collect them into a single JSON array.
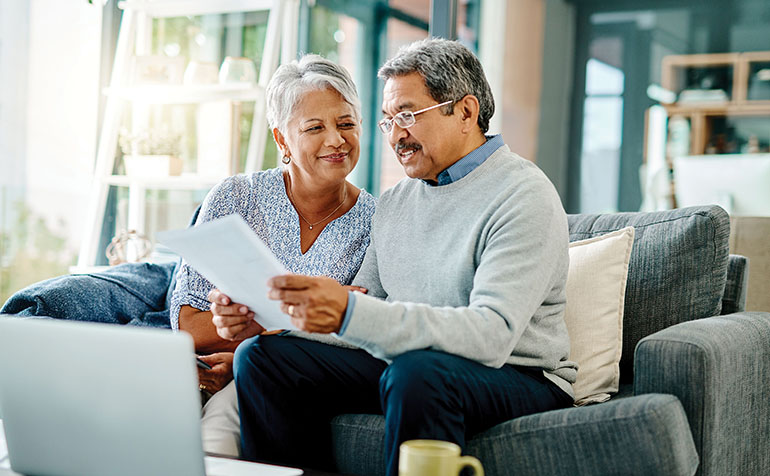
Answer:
[{"xmin": 119, "ymin": 127, "xmax": 183, "ymax": 177}]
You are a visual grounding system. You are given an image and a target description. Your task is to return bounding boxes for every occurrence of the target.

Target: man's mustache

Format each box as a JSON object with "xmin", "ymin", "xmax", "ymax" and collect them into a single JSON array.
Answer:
[{"xmin": 395, "ymin": 142, "xmax": 422, "ymax": 153}]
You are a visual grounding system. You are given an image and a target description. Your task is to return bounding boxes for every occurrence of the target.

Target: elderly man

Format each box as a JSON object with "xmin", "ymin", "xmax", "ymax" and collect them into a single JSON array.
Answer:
[{"xmin": 211, "ymin": 38, "xmax": 576, "ymax": 476}]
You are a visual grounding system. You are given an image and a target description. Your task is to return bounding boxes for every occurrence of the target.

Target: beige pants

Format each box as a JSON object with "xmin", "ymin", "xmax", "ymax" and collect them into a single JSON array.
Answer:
[{"xmin": 201, "ymin": 380, "xmax": 241, "ymax": 457}]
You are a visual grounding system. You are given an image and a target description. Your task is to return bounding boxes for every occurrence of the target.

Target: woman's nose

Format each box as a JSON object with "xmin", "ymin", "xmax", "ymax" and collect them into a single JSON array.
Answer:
[{"xmin": 325, "ymin": 128, "xmax": 345, "ymax": 147}]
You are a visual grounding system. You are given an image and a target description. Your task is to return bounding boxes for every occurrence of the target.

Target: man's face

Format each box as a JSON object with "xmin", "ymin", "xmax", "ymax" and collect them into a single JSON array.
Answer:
[{"xmin": 381, "ymin": 73, "xmax": 460, "ymax": 181}]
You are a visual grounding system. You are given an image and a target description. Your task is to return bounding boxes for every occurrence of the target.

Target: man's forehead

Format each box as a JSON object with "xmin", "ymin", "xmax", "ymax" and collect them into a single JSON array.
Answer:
[{"xmin": 382, "ymin": 73, "xmax": 430, "ymax": 112}]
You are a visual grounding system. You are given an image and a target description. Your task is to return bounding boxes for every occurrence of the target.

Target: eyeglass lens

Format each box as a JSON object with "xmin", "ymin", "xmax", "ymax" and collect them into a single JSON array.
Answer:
[
  {"xmin": 379, "ymin": 113, "xmax": 412, "ymax": 133},
  {"xmin": 378, "ymin": 100, "xmax": 452, "ymax": 134}
]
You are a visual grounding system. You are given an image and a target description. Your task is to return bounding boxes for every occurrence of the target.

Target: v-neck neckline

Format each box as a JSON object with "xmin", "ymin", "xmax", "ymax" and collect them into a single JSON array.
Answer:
[{"xmin": 279, "ymin": 172, "xmax": 360, "ymax": 257}]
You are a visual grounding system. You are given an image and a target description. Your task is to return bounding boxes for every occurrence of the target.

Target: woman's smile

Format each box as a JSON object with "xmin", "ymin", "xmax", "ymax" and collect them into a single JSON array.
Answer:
[{"xmin": 319, "ymin": 151, "xmax": 348, "ymax": 163}]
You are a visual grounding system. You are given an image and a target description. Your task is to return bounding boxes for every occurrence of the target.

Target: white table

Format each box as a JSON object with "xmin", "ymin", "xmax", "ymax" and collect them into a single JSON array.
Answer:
[{"xmin": 0, "ymin": 419, "xmax": 304, "ymax": 476}]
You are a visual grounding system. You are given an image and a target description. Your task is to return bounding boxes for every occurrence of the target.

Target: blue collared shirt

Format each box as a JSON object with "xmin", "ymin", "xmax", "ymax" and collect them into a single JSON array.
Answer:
[
  {"xmin": 338, "ymin": 134, "xmax": 504, "ymax": 335},
  {"xmin": 431, "ymin": 134, "xmax": 504, "ymax": 186}
]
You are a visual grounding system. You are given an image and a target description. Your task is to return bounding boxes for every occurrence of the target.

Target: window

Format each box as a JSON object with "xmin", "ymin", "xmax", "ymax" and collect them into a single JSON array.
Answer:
[{"xmin": 0, "ymin": 1, "xmax": 101, "ymax": 302}]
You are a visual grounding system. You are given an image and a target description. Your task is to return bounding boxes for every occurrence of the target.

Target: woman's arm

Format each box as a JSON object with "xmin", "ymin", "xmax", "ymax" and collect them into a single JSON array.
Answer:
[{"xmin": 179, "ymin": 304, "xmax": 242, "ymax": 354}]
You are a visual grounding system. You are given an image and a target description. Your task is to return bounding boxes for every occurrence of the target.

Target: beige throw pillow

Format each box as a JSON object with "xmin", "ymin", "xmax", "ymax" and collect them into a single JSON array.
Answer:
[{"xmin": 565, "ymin": 226, "xmax": 634, "ymax": 406}]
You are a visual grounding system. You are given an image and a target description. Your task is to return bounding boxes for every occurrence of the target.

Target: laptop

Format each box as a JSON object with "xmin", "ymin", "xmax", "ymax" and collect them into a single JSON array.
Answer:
[{"xmin": 0, "ymin": 317, "xmax": 302, "ymax": 476}]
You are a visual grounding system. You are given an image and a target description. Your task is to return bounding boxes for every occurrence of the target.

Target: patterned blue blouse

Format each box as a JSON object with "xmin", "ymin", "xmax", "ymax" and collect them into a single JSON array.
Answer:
[{"xmin": 169, "ymin": 167, "xmax": 376, "ymax": 330}]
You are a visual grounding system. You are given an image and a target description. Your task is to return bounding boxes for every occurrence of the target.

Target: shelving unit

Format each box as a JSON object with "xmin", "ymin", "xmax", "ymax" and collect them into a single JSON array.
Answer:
[
  {"xmin": 77, "ymin": 0, "xmax": 299, "ymax": 269},
  {"xmin": 646, "ymin": 51, "xmax": 770, "ymax": 212},
  {"xmin": 660, "ymin": 51, "xmax": 770, "ymax": 156}
]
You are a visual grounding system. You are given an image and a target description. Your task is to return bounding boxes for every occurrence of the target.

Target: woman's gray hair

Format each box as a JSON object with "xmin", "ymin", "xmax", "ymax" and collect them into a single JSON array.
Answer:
[
  {"xmin": 266, "ymin": 54, "xmax": 361, "ymax": 133},
  {"xmin": 378, "ymin": 38, "xmax": 494, "ymax": 133}
]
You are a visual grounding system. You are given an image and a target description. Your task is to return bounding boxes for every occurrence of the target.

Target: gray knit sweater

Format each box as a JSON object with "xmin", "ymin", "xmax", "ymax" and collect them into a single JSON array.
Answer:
[{"xmin": 340, "ymin": 144, "xmax": 577, "ymax": 398}]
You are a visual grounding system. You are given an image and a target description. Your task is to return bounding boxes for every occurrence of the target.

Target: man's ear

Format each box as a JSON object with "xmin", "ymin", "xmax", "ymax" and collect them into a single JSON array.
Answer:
[
  {"xmin": 457, "ymin": 95, "xmax": 480, "ymax": 133},
  {"xmin": 272, "ymin": 128, "xmax": 288, "ymax": 156}
]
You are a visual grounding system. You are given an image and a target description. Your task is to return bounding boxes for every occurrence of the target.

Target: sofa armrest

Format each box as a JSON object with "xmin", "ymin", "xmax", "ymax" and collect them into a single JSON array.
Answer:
[
  {"xmin": 634, "ymin": 312, "xmax": 770, "ymax": 476},
  {"xmin": 721, "ymin": 254, "xmax": 749, "ymax": 314}
]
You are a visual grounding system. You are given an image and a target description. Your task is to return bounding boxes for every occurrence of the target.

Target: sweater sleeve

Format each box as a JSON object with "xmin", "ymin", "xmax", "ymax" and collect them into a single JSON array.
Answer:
[{"xmin": 339, "ymin": 177, "xmax": 569, "ymax": 368}]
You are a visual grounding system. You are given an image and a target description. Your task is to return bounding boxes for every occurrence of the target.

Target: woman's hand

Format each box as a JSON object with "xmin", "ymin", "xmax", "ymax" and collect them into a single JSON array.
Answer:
[
  {"xmin": 268, "ymin": 275, "xmax": 349, "ymax": 333},
  {"xmin": 208, "ymin": 288, "xmax": 266, "ymax": 341},
  {"xmin": 197, "ymin": 352, "xmax": 234, "ymax": 394}
]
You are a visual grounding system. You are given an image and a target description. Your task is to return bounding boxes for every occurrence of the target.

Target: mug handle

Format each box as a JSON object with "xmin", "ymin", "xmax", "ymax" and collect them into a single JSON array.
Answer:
[{"xmin": 458, "ymin": 455, "xmax": 484, "ymax": 476}]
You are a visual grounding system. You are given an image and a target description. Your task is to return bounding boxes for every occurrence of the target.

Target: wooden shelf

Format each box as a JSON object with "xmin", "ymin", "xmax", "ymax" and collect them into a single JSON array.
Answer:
[
  {"xmin": 664, "ymin": 102, "xmax": 770, "ymax": 116},
  {"xmin": 104, "ymin": 84, "xmax": 264, "ymax": 104},
  {"xmin": 654, "ymin": 51, "xmax": 770, "ymax": 157}
]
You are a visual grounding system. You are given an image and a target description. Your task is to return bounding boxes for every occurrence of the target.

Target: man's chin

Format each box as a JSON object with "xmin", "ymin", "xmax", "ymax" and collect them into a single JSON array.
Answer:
[
  {"xmin": 403, "ymin": 167, "xmax": 436, "ymax": 182},
  {"xmin": 401, "ymin": 164, "xmax": 422, "ymax": 179}
]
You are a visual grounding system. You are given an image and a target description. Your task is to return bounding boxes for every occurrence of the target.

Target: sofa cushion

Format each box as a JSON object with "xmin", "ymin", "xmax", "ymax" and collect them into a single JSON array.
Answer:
[
  {"xmin": 331, "ymin": 394, "xmax": 698, "ymax": 476},
  {"xmin": 567, "ymin": 206, "xmax": 730, "ymax": 383},
  {"xmin": 565, "ymin": 227, "xmax": 634, "ymax": 405}
]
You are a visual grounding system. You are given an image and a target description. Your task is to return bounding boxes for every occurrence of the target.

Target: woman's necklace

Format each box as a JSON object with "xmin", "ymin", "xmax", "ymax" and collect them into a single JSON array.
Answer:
[{"xmin": 286, "ymin": 175, "xmax": 348, "ymax": 230}]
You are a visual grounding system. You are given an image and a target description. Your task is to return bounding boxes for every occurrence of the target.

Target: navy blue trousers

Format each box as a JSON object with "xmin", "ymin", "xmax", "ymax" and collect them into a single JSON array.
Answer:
[{"xmin": 233, "ymin": 335, "xmax": 571, "ymax": 476}]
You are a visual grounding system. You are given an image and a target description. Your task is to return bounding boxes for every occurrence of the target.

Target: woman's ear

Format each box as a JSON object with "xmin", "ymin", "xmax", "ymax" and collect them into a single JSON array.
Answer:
[
  {"xmin": 457, "ymin": 95, "xmax": 480, "ymax": 133},
  {"xmin": 272, "ymin": 128, "xmax": 289, "ymax": 156}
]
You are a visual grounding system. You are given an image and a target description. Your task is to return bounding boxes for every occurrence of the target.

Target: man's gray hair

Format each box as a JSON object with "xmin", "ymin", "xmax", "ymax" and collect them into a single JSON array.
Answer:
[
  {"xmin": 378, "ymin": 38, "xmax": 494, "ymax": 133},
  {"xmin": 266, "ymin": 54, "xmax": 361, "ymax": 133}
]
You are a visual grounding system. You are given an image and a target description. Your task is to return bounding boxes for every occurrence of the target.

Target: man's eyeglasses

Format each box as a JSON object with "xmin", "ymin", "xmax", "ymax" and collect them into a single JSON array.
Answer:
[{"xmin": 377, "ymin": 100, "xmax": 454, "ymax": 134}]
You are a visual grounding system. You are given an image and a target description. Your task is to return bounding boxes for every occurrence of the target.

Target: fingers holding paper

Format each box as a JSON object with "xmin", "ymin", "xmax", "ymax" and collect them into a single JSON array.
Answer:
[
  {"xmin": 208, "ymin": 288, "xmax": 266, "ymax": 341},
  {"xmin": 268, "ymin": 275, "xmax": 349, "ymax": 334}
]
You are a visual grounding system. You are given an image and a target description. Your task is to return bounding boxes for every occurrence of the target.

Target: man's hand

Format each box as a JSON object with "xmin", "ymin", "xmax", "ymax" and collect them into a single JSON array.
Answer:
[
  {"xmin": 268, "ymin": 275, "xmax": 349, "ymax": 334},
  {"xmin": 208, "ymin": 288, "xmax": 266, "ymax": 341},
  {"xmin": 197, "ymin": 352, "xmax": 234, "ymax": 394}
]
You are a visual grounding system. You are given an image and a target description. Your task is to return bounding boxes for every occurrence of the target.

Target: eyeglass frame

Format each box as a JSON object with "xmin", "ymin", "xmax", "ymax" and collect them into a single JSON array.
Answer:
[{"xmin": 377, "ymin": 100, "xmax": 454, "ymax": 134}]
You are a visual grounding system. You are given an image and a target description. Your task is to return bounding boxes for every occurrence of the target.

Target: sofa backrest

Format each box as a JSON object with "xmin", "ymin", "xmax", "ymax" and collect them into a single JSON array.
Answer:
[{"xmin": 567, "ymin": 205, "xmax": 730, "ymax": 383}]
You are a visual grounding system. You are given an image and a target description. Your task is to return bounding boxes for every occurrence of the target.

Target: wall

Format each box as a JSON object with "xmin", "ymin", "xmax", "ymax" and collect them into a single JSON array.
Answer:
[
  {"xmin": 499, "ymin": 0, "xmax": 545, "ymax": 163},
  {"xmin": 535, "ymin": 0, "xmax": 575, "ymax": 202},
  {"xmin": 480, "ymin": 0, "xmax": 574, "ymax": 204}
]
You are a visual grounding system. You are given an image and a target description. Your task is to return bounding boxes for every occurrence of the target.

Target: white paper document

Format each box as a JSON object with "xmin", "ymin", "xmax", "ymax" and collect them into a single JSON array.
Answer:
[
  {"xmin": 157, "ymin": 214, "xmax": 297, "ymax": 331},
  {"xmin": 204, "ymin": 456, "xmax": 303, "ymax": 476}
]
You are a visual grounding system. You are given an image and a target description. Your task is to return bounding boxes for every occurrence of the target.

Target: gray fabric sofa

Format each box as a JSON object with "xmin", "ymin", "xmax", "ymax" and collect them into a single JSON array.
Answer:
[{"xmin": 330, "ymin": 205, "xmax": 770, "ymax": 476}]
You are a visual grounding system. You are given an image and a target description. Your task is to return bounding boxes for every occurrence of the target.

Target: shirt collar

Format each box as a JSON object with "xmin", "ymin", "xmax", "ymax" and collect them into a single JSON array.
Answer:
[{"xmin": 426, "ymin": 134, "xmax": 504, "ymax": 186}]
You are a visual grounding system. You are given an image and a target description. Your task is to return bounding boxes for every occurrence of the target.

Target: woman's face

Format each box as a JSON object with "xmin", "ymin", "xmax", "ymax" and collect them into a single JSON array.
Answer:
[{"xmin": 276, "ymin": 87, "xmax": 360, "ymax": 185}]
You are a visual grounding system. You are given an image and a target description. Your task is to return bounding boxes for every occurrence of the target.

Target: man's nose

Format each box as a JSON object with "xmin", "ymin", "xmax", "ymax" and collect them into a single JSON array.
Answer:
[{"xmin": 389, "ymin": 123, "xmax": 409, "ymax": 144}]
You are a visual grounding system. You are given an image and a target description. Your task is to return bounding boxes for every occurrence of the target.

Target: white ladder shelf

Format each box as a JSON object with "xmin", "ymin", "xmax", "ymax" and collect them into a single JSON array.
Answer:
[{"xmin": 77, "ymin": 0, "xmax": 298, "ymax": 269}]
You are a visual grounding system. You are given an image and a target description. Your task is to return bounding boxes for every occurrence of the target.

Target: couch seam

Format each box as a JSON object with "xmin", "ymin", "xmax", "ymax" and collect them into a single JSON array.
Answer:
[
  {"xmin": 472, "ymin": 397, "xmax": 685, "ymax": 441},
  {"xmin": 568, "ymin": 210, "xmax": 710, "ymax": 236},
  {"xmin": 333, "ymin": 397, "xmax": 683, "ymax": 438}
]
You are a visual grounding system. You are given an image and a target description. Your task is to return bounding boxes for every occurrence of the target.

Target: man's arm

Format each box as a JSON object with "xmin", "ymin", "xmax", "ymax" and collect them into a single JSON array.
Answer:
[{"xmin": 339, "ymin": 181, "xmax": 569, "ymax": 368}]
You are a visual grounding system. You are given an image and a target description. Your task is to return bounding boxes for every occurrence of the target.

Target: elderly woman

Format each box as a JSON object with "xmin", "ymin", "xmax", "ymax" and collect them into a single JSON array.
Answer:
[{"xmin": 168, "ymin": 54, "xmax": 375, "ymax": 456}]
